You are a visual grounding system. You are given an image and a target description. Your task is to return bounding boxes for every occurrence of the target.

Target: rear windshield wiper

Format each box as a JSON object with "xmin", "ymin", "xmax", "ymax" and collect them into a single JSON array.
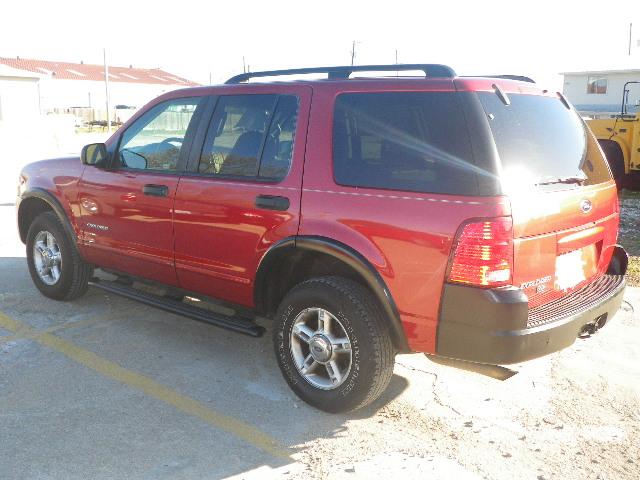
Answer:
[{"xmin": 535, "ymin": 176, "xmax": 586, "ymax": 186}]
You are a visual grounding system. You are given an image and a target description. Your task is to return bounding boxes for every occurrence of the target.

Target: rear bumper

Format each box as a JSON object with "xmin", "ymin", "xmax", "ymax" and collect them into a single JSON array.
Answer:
[{"xmin": 436, "ymin": 273, "xmax": 626, "ymax": 365}]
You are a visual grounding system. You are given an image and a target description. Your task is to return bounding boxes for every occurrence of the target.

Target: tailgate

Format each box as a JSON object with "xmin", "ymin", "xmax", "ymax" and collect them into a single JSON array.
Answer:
[
  {"xmin": 473, "ymin": 84, "xmax": 619, "ymax": 308},
  {"xmin": 511, "ymin": 183, "xmax": 619, "ymax": 307}
]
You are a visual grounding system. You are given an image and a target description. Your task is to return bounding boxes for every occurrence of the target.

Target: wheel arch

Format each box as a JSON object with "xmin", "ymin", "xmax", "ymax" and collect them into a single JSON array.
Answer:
[
  {"xmin": 18, "ymin": 189, "xmax": 78, "ymax": 249},
  {"xmin": 254, "ymin": 236, "xmax": 410, "ymax": 352}
]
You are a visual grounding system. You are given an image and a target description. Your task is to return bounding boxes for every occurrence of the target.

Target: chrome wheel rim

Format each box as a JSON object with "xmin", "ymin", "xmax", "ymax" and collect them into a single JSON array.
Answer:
[
  {"xmin": 33, "ymin": 230, "xmax": 62, "ymax": 286},
  {"xmin": 290, "ymin": 307, "xmax": 352, "ymax": 390}
]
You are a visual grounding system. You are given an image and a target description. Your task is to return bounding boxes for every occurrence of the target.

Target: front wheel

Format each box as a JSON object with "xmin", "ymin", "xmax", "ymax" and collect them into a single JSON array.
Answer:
[
  {"xmin": 273, "ymin": 276, "xmax": 395, "ymax": 413},
  {"xmin": 26, "ymin": 212, "xmax": 92, "ymax": 300}
]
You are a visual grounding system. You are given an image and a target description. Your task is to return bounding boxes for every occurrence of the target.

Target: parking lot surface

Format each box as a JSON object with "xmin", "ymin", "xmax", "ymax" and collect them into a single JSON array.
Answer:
[{"xmin": 1, "ymin": 204, "xmax": 639, "ymax": 479}]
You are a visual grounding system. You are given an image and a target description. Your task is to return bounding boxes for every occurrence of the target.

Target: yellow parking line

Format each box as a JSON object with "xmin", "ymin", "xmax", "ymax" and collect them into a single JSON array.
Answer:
[
  {"xmin": 0, "ymin": 306, "xmax": 154, "ymax": 344},
  {"xmin": 0, "ymin": 316, "xmax": 110, "ymax": 345},
  {"xmin": 0, "ymin": 311, "xmax": 23, "ymax": 332},
  {"xmin": 0, "ymin": 311, "xmax": 291, "ymax": 460}
]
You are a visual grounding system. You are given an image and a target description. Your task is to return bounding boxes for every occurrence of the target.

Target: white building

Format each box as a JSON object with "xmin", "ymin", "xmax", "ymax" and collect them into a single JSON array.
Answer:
[
  {"xmin": 0, "ymin": 64, "xmax": 42, "ymax": 124},
  {"xmin": 0, "ymin": 58, "xmax": 199, "ymax": 203},
  {"xmin": 0, "ymin": 56, "xmax": 198, "ymax": 120},
  {"xmin": 562, "ymin": 69, "xmax": 640, "ymax": 115}
]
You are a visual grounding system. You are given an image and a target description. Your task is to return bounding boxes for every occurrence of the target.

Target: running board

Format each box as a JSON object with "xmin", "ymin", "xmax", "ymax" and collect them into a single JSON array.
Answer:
[{"xmin": 89, "ymin": 278, "xmax": 265, "ymax": 337}]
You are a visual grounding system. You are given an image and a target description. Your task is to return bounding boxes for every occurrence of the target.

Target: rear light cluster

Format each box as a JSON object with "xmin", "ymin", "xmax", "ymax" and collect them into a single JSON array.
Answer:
[{"xmin": 447, "ymin": 217, "xmax": 513, "ymax": 288}]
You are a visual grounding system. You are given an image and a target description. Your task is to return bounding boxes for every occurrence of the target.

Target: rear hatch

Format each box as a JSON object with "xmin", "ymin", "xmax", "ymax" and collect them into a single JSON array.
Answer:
[{"xmin": 475, "ymin": 84, "xmax": 619, "ymax": 308}]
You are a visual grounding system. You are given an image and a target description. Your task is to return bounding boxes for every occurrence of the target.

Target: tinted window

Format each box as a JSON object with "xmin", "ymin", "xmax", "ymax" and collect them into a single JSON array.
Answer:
[
  {"xmin": 477, "ymin": 92, "xmax": 611, "ymax": 187},
  {"xmin": 118, "ymin": 98, "xmax": 202, "ymax": 171},
  {"xmin": 199, "ymin": 94, "xmax": 299, "ymax": 180},
  {"xmin": 259, "ymin": 96, "xmax": 299, "ymax": 179},
  {"xmin": 333, "ymin": 92, "xmax": 478, "ymax": 195}
]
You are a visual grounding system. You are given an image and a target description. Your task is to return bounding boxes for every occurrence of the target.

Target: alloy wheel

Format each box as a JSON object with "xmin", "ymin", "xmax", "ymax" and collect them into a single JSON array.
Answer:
[{"xmin": 290, "ymin": 307, "xmax": 353, "ymax": 390}]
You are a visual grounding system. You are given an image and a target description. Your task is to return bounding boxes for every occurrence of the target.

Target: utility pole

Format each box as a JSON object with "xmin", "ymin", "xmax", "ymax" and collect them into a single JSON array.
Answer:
[
  {"xmin": 629, "ymin": 23, "xmax": 633, "ymax": 56},
  {"xmin": 351, "ymin": 41, "xmax": 356, "ymax": 65},
  {"xmin": 242, "ymin": 56, "xmax": 247, "ymax": 73},
  {"xmin": 395, "ymin": 49, "xmax": 398, "ymax": 76},
  {"xmin": 103, "ymin": 48, "xmax": 111, "ymax": 133}
]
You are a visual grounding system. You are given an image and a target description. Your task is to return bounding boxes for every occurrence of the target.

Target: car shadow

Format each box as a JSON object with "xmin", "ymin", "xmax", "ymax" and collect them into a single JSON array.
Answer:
[{"xmin": 0, "ymin": 256, "xmax": 409, "ymax": 479}]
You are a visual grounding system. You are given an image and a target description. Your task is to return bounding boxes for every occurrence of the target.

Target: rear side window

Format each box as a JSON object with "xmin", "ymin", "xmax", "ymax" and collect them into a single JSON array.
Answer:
[
  {"xmin": 477, "ymin": 92, "xmax": 611, "ymax": 187},
  {"xmin": 199, "ymin": 94, "xmax": 299, "ymax": 181},
  {"xmin": 333, "ymin": 92, "xmax": 478, "ymax": 195}
]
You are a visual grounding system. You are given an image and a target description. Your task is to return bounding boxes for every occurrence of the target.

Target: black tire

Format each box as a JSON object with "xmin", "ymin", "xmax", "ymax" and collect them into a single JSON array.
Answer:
[
  {"xmin": 273, "ymin": 276, "xmax": 395, "ymax": 413},
  {"xmin": 26, "ymin": 211, "xmax": 92, "ymax": 301},
  {"xmin": 600, "ymin": 141, "xmax": 626, "ymax": 189}
]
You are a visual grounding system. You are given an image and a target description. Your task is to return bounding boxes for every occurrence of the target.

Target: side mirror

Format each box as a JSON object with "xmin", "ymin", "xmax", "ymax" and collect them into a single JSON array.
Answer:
[{"xmin": 81, "ymin": 143, "xmax": 108, "ymax": 167}]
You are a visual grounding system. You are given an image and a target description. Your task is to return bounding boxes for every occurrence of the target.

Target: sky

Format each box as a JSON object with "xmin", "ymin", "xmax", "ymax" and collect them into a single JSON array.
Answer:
[{"xmin": 1, "ymin": 0, "xmax": 639, "ymax": 89}]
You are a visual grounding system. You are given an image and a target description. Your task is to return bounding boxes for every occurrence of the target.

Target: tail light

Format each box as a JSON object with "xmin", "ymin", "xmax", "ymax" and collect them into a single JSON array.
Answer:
[{"xmin": 446, "ymin": 217, "xmax": 513, "ymax": 288}]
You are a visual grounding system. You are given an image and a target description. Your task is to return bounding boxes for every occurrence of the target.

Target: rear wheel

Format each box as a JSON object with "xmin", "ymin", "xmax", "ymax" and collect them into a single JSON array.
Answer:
[
  {"xmin": 273, "ymin": 276, "xmax": 395, "ymax": 413},
  {"xmin": 26, "ymin": 212, "xmax": 92, "ymax": 300}
]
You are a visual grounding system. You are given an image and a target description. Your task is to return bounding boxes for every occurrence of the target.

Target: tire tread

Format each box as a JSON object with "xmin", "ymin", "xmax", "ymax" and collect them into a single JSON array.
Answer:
[{"xmin": 275, "ymin": 275, "xmax": 395, "ymax": 412}]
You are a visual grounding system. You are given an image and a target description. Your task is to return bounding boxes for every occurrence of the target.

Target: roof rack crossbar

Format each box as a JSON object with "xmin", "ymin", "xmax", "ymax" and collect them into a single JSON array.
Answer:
[{"xmin": 225, "ymin": 64, "xmax": 457, "ymax": 84}]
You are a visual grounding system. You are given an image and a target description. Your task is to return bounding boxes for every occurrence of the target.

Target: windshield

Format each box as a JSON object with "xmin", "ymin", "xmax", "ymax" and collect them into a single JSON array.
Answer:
[{"xmin": 477, "ymin": 92, "xmax": 611, "ymax": 187}]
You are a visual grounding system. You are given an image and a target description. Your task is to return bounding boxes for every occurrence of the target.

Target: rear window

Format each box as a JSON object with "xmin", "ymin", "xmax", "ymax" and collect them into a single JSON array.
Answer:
[
  {"xmin": 333, "ymin": 92, "xmax": 479, "ymax": 195},
  {"xmin": 477, "ymin": 92, "xmax": 611, "ymax": 187}
]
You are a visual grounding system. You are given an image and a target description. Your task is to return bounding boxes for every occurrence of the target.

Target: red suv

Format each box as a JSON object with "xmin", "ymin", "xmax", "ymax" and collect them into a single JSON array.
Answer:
[{"xmin": 16, "ymin": 64, "xmax": 628, "ymax": 412}]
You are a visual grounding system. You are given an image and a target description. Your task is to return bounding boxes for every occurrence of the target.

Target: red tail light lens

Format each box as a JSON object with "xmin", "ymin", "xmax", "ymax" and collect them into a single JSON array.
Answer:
[{"xmin": 447, "ymin": 217, "xmax": 513, "ymax": 288}]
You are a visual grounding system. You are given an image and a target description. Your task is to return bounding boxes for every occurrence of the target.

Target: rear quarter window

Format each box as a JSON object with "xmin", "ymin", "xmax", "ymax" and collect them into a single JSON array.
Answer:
[{"xmin": 332, "ymin": 92, "xmax": 480, "ymax": 195}]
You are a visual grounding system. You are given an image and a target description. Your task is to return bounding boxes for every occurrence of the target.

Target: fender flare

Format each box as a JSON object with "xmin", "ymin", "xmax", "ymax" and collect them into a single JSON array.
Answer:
[
  {"xmin": 18, "ymin": 188, "xmax": 79, "ymax": 250},
  {"xmin": 607, "ymin": 245, "xmax": 628, "ymax": 276},
  {"xmin": 255, "ymin": 235, "xmax": 410, "ymax": 352}
]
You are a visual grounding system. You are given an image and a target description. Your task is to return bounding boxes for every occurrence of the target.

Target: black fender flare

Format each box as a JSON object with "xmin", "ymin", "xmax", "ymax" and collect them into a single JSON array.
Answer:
[
  {"xmin": 255, "ymin": 235, "xmax": 410, "ymax": 352},
  {"xmin": 18, "ymin": 188, "xmax": 79, "ymax": 250},
  {"xmin": 607, "ymin": 245, "xmax": 628, "ymax": 276}
]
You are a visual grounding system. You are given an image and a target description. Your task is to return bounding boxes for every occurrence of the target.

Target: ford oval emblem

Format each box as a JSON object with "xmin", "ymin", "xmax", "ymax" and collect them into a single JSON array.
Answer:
[{"xmin": 580, "ymin": 199, "xmax": 592, "ymax": 214}]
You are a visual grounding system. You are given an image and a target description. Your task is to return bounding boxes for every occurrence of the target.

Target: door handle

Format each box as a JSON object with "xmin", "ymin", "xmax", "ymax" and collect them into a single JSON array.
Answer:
[
  {"xmin": 143, "ymin": 184, "xmax": 169, "ymax": 197},
  {"xmin": 255, "ymin": 195, "xmax": 290, "ymax": 211}
]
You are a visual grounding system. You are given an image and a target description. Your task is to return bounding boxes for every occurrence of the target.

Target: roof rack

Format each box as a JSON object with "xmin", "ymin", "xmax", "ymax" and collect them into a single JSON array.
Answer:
[
  {"xmin": 482, "ymin": 75, "xmax": 536, "ymax": 83},
  {"xmin": 225, "ymin": 64, "xmax": 457, "ymax": 84}
]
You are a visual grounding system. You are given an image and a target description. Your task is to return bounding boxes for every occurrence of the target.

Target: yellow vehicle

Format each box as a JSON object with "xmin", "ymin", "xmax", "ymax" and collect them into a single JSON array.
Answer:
[{"xmin": 586, "ymin": 81, "xmax": 640, "ymax": 189}]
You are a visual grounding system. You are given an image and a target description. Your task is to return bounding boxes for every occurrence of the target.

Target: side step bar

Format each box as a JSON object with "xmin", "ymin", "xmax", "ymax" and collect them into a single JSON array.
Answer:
[{"xmin": 89, "ymin": 278, "xmax": 265, "ymax": 337}]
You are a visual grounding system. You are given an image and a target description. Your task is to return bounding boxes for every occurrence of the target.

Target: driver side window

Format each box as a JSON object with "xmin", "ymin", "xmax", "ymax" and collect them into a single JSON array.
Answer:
[{"xmin": 118, "ymin": 98, "xmax": 202, "ymax": 171}]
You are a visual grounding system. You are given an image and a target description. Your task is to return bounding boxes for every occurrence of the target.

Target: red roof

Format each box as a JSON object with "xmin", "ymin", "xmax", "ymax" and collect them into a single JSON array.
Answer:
[{"xmin": 0, "ymin": 57, "xmax": 198, "ymax": 86}]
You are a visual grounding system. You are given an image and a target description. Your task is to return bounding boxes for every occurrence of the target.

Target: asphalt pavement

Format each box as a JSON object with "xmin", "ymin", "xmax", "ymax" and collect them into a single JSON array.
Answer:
[{"xmin": 1, "ymin": 205, "xmax": 638, "ymax": 480}]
